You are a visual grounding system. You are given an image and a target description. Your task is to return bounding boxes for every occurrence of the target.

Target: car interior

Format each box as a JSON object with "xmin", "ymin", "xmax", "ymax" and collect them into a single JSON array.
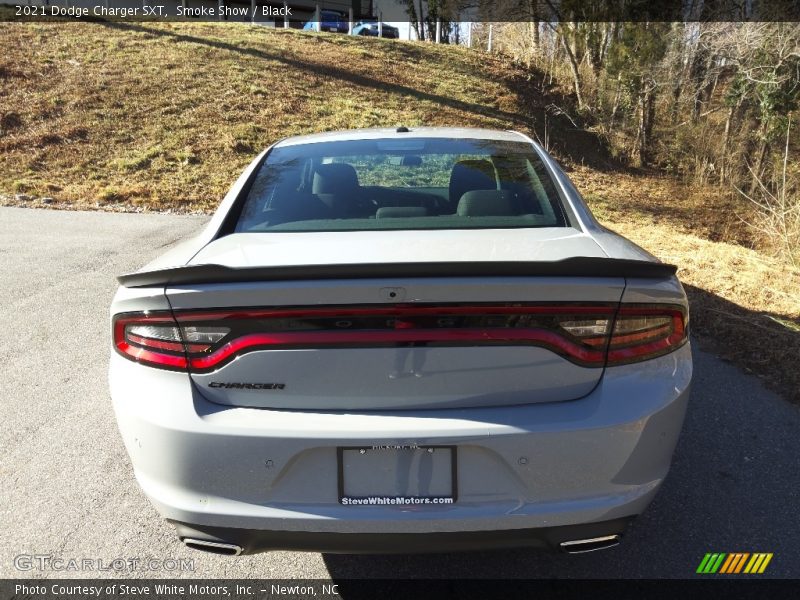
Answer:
[{"xmin": 237, "ymin": 151, "xmax": 567, "ymax": 231}]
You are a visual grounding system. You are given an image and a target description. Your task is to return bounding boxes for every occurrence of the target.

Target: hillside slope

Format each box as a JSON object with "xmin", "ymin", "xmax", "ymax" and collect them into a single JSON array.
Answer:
[{"xmin": 0, "ymin": 20, "xmax": 607, "ymax": 209}]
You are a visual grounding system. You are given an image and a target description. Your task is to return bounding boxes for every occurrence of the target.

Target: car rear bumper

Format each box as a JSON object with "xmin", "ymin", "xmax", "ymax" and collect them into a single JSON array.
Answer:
[
  {"xmin": 110, "ymin": 342, "xmax": 691, "ymax": 552},
  {"xmin": 171, "ymin": 517, "xmax": 634, "ymax": 554}
]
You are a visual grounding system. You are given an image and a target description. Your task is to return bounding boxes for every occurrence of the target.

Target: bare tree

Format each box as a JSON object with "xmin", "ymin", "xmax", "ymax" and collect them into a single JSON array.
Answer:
[{"xmin": 736, "ymin": 118, "xmax": 799, "ymax": 266}]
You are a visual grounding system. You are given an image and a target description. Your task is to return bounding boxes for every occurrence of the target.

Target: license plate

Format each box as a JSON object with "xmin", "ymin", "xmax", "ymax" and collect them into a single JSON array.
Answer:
[{"xmin": 337, "ymin": 445, "xmax": 457, "ymax": 506}]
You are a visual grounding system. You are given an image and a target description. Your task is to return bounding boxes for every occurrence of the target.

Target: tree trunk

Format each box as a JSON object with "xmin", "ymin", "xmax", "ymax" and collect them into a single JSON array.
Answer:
[
  {"xmin": 405, "ymin": 1, "xmax": 420, "ymax": 41},
  {"xmin": 719, "ymin": 104, "xmax": 736, "ymax": 185},
  {"xmin": 415, "ymin": 0, "xmax": 425, "ymax": 41},
  {"xmin": 550, "ymin": 24, "xmax": 585, "ymax": 110},
  {"xmin": 586, "ymin": 23, "xmax": 606, "ymax": 77},
  {"xmin": 637, "ymin": 95, "xmax": 647, "ymax": 166},
  {"xmin": 610, "ymin": 73, "xmax": 622, "ymax": 127},
  {"xmin": 670, "ymin": 29, "xmax": 687, "ymax": 124},
  {"xmin": 750, "ymin": 120, "xmax": 771, "ymax": 194},
  {"xmin": 595, "ymin": 22, "xmax": 615, "ymax": 72},
  {"xmin": 689, "ymin": 43, "xmax": 709, "ymax": 123},
  {"xmin": 635, "ymin": 81, "xmax": 656, "ymax": 167},
  {"xmin": 528, "ymin": 0, "xmax": 540, "ymax": 55},
  {"xmin": 644, "ymin": 85, "xmax": 656, "ymax": 159},
  {"xmin": 719, "ymin": 96, "xmax": 746, "ymax": 186}
]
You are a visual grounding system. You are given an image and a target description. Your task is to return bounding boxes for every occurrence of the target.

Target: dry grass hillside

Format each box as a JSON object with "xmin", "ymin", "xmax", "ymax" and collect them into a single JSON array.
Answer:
[
  {"xmin": 1, "ymin": 20, "xmax": 798, "ymax": 401},
  {"xmin": 0, "ymin": 20, "xmax": 606, "ymax": 208},
  {"xmin": 577, "ymin": 169, "xmax": 800, "ymax": 402}
]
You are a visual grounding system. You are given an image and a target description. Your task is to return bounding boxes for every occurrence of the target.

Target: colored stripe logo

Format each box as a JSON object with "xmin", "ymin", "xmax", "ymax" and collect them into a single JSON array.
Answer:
[{"xmin": 696, "ymin": 553, "xmax": 773, "ymax": 574}]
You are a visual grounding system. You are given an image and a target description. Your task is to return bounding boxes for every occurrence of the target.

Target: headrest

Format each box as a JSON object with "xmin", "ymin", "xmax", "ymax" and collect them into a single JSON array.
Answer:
[
  {"xmin": 376, "ymin": 207, "xmax": 428, "ymax": 218},
  {"xmin": 312, "ymin": 163, "xmax": 359, "ymax": 194},
  {"xmin": 449, "ymin": 159, "xmax": 496, "ymax": 204},
  {"xmin": 457, "ymin": 190, "xmax": 515, "ymax": 216}
]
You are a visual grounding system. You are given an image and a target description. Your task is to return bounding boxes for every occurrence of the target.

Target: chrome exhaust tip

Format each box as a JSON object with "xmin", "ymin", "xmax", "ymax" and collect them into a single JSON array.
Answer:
[
  {"xmin": 182, "ymin": 538, "xmax": 243, "ymax": 556},
  {"xmin": 559, "ymin": 534, "xmax": 621, "ymax": 554}
]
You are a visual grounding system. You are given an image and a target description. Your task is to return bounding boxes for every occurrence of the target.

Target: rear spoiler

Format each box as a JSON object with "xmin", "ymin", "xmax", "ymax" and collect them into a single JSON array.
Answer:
[{"xmin": 118, "ymin": 258, "xmax": 677, "ymax": 288}]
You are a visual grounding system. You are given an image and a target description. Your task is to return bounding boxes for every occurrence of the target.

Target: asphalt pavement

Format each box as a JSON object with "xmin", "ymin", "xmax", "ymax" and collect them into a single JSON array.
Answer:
[{"xmin": 1, "ymin": 206, "xmax": 798, "ymax": 579}]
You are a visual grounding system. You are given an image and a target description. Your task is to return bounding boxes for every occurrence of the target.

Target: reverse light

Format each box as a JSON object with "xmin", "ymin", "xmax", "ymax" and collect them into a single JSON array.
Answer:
[
  {"xmin": 182, "ymin": 326, "xmax": 230, "ymax": 344},
  {"xmin": 126, "ymin": 324, "xmax": 181, "ymax": 341},
  {"xmin": 559, "ymin": 319, "xmax": 610, "ymax": 337}
]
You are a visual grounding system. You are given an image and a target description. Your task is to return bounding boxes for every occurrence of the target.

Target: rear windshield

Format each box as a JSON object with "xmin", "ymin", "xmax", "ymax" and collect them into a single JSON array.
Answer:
[{"xmin": 235, "ymin": 138, "xmax": 570, "ymax": 233}]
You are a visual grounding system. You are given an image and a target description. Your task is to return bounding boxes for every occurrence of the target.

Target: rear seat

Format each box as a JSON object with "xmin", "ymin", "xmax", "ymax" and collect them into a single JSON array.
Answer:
[
  {"xmin": 375, "ymin": 207, "xmax": 428, "ymax": 219},
  {"xmin": 457, "ymin": 190, "xmax": 516, "ymax": 216}
]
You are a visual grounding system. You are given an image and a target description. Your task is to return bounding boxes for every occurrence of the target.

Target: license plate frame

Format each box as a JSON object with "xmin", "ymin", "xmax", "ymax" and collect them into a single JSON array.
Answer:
[{"xmin": 337, "ymin": 445, "xmax": 458, "ymax": 506}]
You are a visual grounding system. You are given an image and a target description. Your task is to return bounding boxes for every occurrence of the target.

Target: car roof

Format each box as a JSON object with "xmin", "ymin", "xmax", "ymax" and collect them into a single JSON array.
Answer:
[{"xmin": 274, "ymin": 127, "xmax": 530, "ymax": 147}]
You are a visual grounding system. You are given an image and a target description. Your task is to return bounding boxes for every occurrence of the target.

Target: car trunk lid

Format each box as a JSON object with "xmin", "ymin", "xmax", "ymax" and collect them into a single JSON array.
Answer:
[{"xmin": 150, "ymin": 229, "xmax": 635, "ymax": 410}]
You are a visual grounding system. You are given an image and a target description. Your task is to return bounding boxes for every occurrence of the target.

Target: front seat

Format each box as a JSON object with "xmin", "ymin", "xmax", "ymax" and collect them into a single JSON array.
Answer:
[
  {"xmin": 312, "ymin": 163, "xmax": 368, "ymax": 217},
  {"xmin": 448, "ymin": 159, "xmax": 497, "ymax": 211}
]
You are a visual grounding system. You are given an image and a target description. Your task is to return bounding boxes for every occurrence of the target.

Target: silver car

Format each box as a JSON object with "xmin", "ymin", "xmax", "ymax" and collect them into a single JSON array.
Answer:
[{"xmin": 110, "ymin": 127, "xmax": 691, "ymax": 556}]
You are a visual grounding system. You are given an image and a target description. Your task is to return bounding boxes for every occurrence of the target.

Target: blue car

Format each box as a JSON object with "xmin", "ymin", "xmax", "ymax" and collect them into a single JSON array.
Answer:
[
  {"xmin": 303, "ymin": 10, "xmax": 348, "ymax": 34},
  {"xmin": 352, "ymin": 20, "xmax": 399, "ymax": 38}
]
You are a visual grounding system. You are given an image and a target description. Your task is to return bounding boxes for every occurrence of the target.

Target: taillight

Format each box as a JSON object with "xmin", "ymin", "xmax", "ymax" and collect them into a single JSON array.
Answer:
[
  {"xmin": 186, "ymin": 305, "xmax": 620, "ymax": 371},
  {"xmin": 112, "ymin": 303, "xmax": 687, "ymax": 373},
  {"xmin": 113, "ymin": 312, "xmax": 188, "ymax": 370},
  {"xmin": 606, "ymin": 305, "xmax": 688, "ymax": 365}
]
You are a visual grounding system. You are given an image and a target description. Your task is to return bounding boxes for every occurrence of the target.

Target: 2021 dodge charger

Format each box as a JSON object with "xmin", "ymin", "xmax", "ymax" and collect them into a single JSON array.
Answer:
[{"xmin": 110, "ymin": 127, "xmax": 692, "ymax": 556}]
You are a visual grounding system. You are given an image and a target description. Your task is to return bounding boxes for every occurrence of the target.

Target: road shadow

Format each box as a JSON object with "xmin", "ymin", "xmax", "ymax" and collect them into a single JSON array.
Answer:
[{"xmin": 683, "ymin": 284, "xmax": 800, "ymax": 405}]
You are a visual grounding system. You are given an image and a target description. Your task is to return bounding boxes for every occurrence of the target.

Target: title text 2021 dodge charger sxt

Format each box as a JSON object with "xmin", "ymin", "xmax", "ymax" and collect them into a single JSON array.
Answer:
[{"xmin": 110, "ymin": 128, "xmax": 691, "ymax": 556}]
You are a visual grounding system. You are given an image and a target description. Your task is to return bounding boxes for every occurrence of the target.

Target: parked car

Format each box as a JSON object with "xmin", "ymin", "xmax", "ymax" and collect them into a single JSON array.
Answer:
[
  {"xmin": 352, "ymin": 20, "xmax": 399, "ymax": 38},
  {"xmin": 111, "ymin": 127, "xmax": 692, "ymax": 555},
  {"xmin": 302, "ymin": 9, "xmax": 348, "ymax": 34}
]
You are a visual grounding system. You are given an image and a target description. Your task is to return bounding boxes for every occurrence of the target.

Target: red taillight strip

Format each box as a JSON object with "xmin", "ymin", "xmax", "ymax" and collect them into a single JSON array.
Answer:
[
  {"xmin": 113, "ymin": 313, "xmax": 188, "ymax": 370},
  {"xmin": 606, "ymin": 308, "xmax": 686, "ymax": 365},
  {"xmin": 113, "ymin": 303, "xmax": 688, "ymax": 373},
  {"xmin": 188, "ymin": 328, "xmax": 606, "ymax": 371},
  {"xmin": 607, "ymin": 333, "xmax": 684, "ymax": 363},
  {"xmin": 608, "ymin": 323, "xmax": 673, "ymax": 347},
  {"xmin": 174, "ymin": 304, "xmax": 616, "ymax": 322},
  {"xmin": 115, "ymin": 340, "xmax": 188, "ymax": 369}
]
